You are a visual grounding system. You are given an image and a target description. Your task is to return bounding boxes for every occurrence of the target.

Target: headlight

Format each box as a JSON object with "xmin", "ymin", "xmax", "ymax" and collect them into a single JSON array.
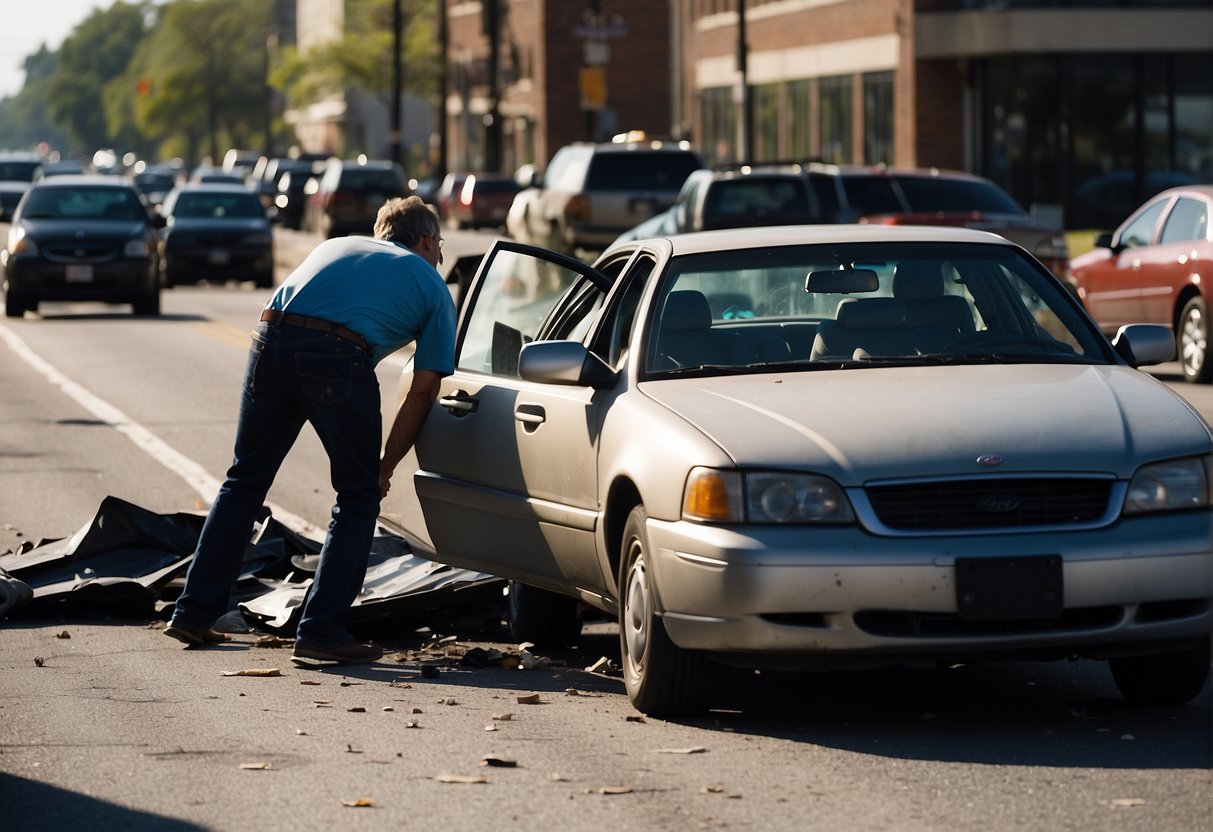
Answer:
[
  {"xmin": 683, "ymin": 467, "xmax": 855, "ymax": 524},
  {"xmin": 7, "ymin": 227, "xmax": 37, "ymax": 256},
  {"xmin": 1123, "ymin": 457, "xmax": 1210, "ymax": 515},
  {"xmin": 124, "ymin": 238, "xmax": 151, "ymax": 257}
]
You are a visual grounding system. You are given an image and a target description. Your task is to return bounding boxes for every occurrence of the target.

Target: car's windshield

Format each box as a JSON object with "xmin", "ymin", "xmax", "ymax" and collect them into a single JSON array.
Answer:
[
  {"xmin": 645, "ymin": 242, "xmax": 1109, "ymax": 375},
  {"xmin": 171, "ymin": 192, "xmax": 264, "ymax": 219},
  {"xmin": 20, "ymin": 186, "xmax": 146, "ymax": 220}
]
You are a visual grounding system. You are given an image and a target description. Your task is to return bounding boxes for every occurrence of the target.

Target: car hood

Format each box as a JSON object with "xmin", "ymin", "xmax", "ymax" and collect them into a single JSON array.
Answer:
[
  {"xmin": 21, "ymin": 218, "xmax": 149, "ymax": 240},
  {"xmin": 641, "ymin": 364, "xmax": 1211, "ymax": 483}
]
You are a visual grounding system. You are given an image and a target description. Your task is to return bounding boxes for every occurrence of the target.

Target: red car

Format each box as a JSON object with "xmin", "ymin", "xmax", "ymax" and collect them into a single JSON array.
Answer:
[
  {"xmin": 1070, "ymin": 185, "xmax": 1213, "ymax": 383},
  {"xmin": 448, "ymin": 173, "xmax": 520, "ymax": 230}
]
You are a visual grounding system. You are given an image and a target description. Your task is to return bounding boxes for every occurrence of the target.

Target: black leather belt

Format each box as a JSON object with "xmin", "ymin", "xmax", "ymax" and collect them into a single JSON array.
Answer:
[{"xmin": 260, "ymin": 309, "xmax": 371, "ymax": 354}]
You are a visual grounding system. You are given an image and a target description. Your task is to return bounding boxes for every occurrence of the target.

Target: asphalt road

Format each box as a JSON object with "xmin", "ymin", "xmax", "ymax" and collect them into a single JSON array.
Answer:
[{"xmin": 0, "ymin": 226, "xmax": 1210, "ymax": 831}]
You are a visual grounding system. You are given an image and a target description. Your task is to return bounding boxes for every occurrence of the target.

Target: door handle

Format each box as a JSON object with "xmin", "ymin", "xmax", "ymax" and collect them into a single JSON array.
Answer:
[
  {"xmin": 439, "ymin": 390, "xmax": 478, "ymax": 417},
  {"xmin": 514, "ymin": 402, "xmax": 545, "ymax": 426}
]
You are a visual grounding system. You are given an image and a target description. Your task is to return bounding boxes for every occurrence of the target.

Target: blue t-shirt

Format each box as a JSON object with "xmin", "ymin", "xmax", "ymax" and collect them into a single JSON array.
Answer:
[{"xmin": 265, "ymin": 236, "xmax": 456, "ymax": 371}]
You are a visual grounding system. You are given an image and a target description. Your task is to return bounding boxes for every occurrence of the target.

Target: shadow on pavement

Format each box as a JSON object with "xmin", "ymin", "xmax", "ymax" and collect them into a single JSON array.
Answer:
[{"xmin": 0, "ymin": 773, "xmax": 205, "ymax": 832}]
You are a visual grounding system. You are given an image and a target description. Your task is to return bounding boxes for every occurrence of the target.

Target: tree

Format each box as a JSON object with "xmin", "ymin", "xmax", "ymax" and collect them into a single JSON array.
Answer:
[
  {"xmin": 272, "ymin": 0, "xmax": 438, "ymax": 162},
  {"xmin": 129, "ymin": 0, "xmax": 273, "ymax": 164},
  {"xmin": 45, "ymin": 2, "xmax": 152, "ymax": 156},
  {"xmin": 0, "ymin": 47, "xmax": 72, "ymax": 154}
]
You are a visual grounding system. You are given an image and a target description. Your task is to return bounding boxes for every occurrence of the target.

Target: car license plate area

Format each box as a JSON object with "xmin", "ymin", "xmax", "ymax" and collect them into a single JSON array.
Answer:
[
  {"xmin": 208, "ymin": 249, "xmax": 230, "ymax": 265},
  {"xmin": 65, "ymin": 264, "xmax": 94, "ymax": 283},
  {"xmin": 955, "ymin": 555, "xmax": 1062, "ymax": 620}
]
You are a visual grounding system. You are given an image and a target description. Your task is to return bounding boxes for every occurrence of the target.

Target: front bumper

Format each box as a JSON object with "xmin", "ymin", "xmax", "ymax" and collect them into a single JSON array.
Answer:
[
  {"xmin": 5, "ymin": 257, "xmax": 156, "ymax": 302},
  {"xmin": 646, "ymin": 512, "xmax": 1213, "ymax": 667}
]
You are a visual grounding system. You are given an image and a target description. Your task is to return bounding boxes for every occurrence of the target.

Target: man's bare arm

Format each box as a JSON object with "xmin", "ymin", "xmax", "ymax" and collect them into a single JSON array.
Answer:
[{"xmin": 379, "ymin": 369, "xmax": 443, "ymax": 498}]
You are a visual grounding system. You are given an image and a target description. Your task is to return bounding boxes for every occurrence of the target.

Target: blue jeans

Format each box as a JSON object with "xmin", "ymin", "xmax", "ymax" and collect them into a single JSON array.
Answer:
[{"xmin": 172, "ymin": 322, "xmax": 381, "ymax": 646}]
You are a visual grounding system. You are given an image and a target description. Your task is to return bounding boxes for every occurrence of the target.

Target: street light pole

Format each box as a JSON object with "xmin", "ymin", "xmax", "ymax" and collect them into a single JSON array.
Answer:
[
  {"xmin": 390, "ymin": 0, "xmax": 404, "ymax": 167},
  {"xmin": 738, "ymin": 0, "xmax": 752, "ymax": 164}
]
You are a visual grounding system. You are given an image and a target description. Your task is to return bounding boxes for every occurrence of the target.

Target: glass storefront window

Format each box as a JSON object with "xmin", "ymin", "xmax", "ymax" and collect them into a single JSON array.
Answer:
[
  {"xmin": 753, "ymin": 83, "xmax": 781, "ymax": 162},
  {"xmin": 819, "ymin": 75, "xmax": 852, "ymax": 164},
  {"xmin": 701, "ymin": 86, "xmax": 737, "ymax": 166},
  {"xmin": 864, "ymin": 71, "xmax": 894, "ymax": 165},
  {"xmin": 787, "ymin": 79, "xmax": 812, "ymax": 162}
]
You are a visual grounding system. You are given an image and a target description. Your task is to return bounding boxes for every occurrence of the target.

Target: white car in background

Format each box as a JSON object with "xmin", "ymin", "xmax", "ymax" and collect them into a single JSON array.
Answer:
[{"xmin": 380, "ymin": 225, "xmax": 1212, "ymax": 716}]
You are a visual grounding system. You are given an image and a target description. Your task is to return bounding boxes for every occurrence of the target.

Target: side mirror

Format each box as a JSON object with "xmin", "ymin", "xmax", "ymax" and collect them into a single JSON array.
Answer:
[
  {"xmin": 1112, "ymin": 324, "xmax": 1175, "ymax": 367},
  {"xmin": 518, "ymin": 340, "xmax": 617, "ymax": 390},
  {"xmin": 1094, "ymin": 232, "xmax": 1115, "ymax": 250}
]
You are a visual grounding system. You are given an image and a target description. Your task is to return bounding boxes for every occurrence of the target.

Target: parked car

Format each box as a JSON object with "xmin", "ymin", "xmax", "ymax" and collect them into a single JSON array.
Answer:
[
  {"xmin": 1, "ymin": 175, "xmax": 163, "ymax": 316},
  {"xmin": 304, "ymin": 158, "xmax": 408, "ymax": 237},
  {"xmin": 1069, "ymin": 185, "xmax": 1213, "ymax": 383},
  {"xmin": 189, "ymin": 166, "xmax": 246, "ymax": 186},
  {"xmin": 509, "ymin": 134, "xmax": 705, "ymax": 255},
  {"xmin": 448, "ymin": 173, "xmax": 521, "ymax": 230},
  {"xmin": 805, "ymin": 164, "xmax": 1072, "ymax": 282},
  {"xmin": 379, "ymin": 224, "xmax": 1211, "ymax": 716},
  {"xmin": 0, "ymin": 152, "xmax": 43, "ymax": 221},
  {"xmin": 614, "ymin": 164, "xmax": 820, "ymax": 244},
  {"xmin": 433, "ymin": 172, "xmax": 469, "ymax": 224},
  {"xmin": 157, "ymin": 183, "xmax": 276, "ymax": 288},
  {"xmin": 249, "ymin": 156, "xmax": 321, "ymax": 212}
]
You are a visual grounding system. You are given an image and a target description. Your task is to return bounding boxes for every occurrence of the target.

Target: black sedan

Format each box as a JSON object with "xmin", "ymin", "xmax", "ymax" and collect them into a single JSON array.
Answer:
[
  {"xmin": 159, "ymin": 184, "xmax": 275, "ymax": 288},
  {"xmin": 1, "ymin": 175, "xmax": 163, "ymax": 317}
]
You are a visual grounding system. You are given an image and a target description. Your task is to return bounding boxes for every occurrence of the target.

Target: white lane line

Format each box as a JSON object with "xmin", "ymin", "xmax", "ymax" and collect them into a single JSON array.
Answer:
[{"xmin": 0, "ymin": 324, "xmax": 318, "ymax": 535}]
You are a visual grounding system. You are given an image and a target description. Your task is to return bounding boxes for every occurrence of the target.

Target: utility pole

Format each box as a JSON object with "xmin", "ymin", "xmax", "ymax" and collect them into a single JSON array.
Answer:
[
  {"xmin": 390, "ymin": 0, "xmax": 404, "ymax": 167},
  {"xmin": 738, "ymin": 0, "xmax": 752, "ymax": 164},
  {"xmin": 484, "ymin": 0, "xmax": 502, "ymax": 171},
  {"xmin": 438, "ymin": 0, "xmax": 448, "ymax": 180}
]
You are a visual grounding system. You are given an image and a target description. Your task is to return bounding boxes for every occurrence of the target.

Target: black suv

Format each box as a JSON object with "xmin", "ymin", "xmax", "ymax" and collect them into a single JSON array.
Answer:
[{"xmin": 304, "ymin": 158, "xmax": 408, "ymax": 238}]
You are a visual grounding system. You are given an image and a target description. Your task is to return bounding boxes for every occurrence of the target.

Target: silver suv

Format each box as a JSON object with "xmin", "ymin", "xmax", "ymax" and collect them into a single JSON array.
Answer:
[{"xmin": 514, "ymin": 136, "xmax": 704, "ymax": 255}]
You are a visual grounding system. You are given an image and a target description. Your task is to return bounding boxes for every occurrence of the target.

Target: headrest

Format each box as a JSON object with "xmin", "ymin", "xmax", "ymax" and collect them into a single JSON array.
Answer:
[
  {"xmin": 835, "ymin": 297, "xmax": 906, "ymax": 330},
  {"xmin": 892, "ymin": 261, "xmax": 945, "ymax": 301},
  {"xmin": 663, "ymin": 291, "xmax": 713, "ymax": 332}
]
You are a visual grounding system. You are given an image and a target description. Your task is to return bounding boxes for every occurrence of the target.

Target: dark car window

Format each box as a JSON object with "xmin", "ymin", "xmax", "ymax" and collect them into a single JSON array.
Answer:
[
  {"xmin": 1119, "ymin": 199, "xmax": 1168, "ymax": 248},
  {"xmin": 703, "ymin": 178, "xmax": 811, "ymax": 228},
  {"xmin": 0, "ymin": 161, "xmax": 41, "ymax": 181},
  {"xmin": 585, "ymin": 152, "xmax": 702, "ymax": 192},
  {"xmin": 840, "ymin": 177, "xmax": 903, "ymax": 215},
  {"xmin": 338, "ymin": 168, "xmax": 405, "ymax": 192},
  {"xmin": 173, "ymin": 192, "xmax": 264, "ymax": 219},
  {"xmin": 892, "ymin": 176, "xmax": 1024, "ymax": 214},
  {"xmin": 21, "ymin": 186, "xmax": 145, "ymax": 220},
  {"xmin": 133, "ymin": 173, "xmax": 176, "ymax": 193},
  {"xmin": 1160, "ymin": 197, "xmax": 1208, "ymax": 245}
]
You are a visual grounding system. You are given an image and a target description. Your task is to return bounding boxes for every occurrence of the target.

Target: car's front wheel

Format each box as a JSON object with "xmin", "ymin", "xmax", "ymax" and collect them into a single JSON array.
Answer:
[
  {"xmin": 507, "ymin": 581, "xmax": 581, "ymax": 647},
  {"xmin": 1178, "ymin": 296, "xmax": 1212, "ymax": 383},
  {"xmin": 1109, "ymin": 636, "xmax": 1210, "ymax": 705},
  {"xmin": 618, "ymin": 506, "xmax": 713, "ymax": 716}
]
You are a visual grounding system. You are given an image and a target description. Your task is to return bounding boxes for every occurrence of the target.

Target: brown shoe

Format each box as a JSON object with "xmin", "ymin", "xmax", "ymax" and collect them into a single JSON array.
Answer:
[
  {"xmin": 292, "ymin": 638, "xmax": 383, "ymax": 664},
  {"xmin": 164, "ymin": 624, "xmax": 228, "ymax": 647}
]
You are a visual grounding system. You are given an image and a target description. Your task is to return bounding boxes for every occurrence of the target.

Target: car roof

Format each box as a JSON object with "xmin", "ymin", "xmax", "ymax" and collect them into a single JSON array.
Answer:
[
  {"xmin": 30, "ymin": 174, "xmax": 136, "ymax": 189},
  {"xmin": 629, "ymin": 223, "xmax": 1014, "ymax": 257},
  {"xmin": 1155, "ymin": 184, "xmax": 1213, "ymax": 199},
  {"xmin": 172, "ymin": 183, "xmax": 257, "ymax": 193}
]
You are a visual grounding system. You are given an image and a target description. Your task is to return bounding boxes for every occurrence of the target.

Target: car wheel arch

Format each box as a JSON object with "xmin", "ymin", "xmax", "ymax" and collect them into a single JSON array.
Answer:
[
  {"xmin": 1173, "ymin": 284, "xmax": 1203, "ymax": 333},
  {"xmin": 603, "ymin": 478, "xmax": 642, "ymax": 601}
]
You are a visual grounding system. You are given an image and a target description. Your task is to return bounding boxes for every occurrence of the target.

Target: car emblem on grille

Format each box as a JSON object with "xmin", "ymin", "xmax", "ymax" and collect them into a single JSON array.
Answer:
[
  {"xmin": 976, "ymin": 454, "xmax": 1004, "ymax": 467},
  {"xmin": 976, "ymin": 495, "xmax": 1020, "ymax": 513}
]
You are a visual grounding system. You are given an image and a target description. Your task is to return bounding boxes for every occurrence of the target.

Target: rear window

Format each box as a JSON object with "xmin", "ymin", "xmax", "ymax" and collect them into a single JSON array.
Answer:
[
  {"xmin": 703, "ymin": 178, "xmax": 812, "ymax": 228},
  {"xmin": 473, "ymin": 180, "xmax": 521, "ymax": 195},
  {"xmin": 172, "ymin": 192, "xmax": 263, "ymax": 219},
  {"xmin": 0, "ymin": 161, "xmax": 41, "ymax": 182},
  {"xmin": 338, "ymin": 168, "xmax": 405, "ymax": 192},
  {"xmin": 892, "ymin": 176, "xmax": 1024, "ymax": 214},
  {"xmin": 585, "ymin": 152, "xmax": 702, "ymax": 192}
]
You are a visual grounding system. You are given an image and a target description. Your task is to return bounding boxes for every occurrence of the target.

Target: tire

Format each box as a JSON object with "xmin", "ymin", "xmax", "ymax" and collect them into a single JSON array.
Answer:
[
  {"xmin": 132, "ymin": 288, "xmax": 161, "ymax": 316},
  {"xmin": 507, "ymin": 581, "xmax": 582, "ymax": 647},
  {"xmin": 1178, "ymin": 296, "xmax": 1212, "ymax": 384},
  {"xmin": 1109, "ymin": 637, "xmax": 1211, "ymax": 706},
  {"xmin": 618, "ymin": 505, "xmax": 714, "ymax": 716},
  {"xmin": 5, "ymin": 291, "xmax": 24, "ymax": 318}
]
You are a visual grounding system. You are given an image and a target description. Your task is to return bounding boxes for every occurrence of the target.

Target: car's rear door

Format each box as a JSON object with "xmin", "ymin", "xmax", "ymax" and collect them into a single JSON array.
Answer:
[{"xmin": 385, "ymin": 241, "xmax": 616, "ymax": 594}]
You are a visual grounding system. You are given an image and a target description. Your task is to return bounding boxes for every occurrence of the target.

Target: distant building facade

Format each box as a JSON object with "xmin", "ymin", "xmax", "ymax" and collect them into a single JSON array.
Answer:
[{"xmin": 444, "ymin": 0, "xmax": 1212, "ymax": 229}]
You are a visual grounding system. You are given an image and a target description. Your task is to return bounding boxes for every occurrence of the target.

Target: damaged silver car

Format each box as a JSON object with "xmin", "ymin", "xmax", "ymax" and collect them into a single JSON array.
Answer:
[{"xmin": 379, "ymin": 225, "xmax": 1213, "ymax": 716}]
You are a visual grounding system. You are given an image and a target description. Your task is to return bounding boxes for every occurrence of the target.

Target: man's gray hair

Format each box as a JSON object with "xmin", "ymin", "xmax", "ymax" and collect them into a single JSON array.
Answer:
[{"xmin": 374, "ymin": 195, "xmax": 440, "ymax": 247}]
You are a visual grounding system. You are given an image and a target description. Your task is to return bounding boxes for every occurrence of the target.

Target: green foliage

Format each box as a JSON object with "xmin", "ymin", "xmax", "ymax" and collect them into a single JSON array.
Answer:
[{"xmin": 0, "ymin": 48, "xmax": 72, "ymax": 153}]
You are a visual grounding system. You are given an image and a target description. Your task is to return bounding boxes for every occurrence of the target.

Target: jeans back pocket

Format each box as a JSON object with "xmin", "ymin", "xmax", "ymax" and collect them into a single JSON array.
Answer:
[{"xmin": 295, "ymin": 351, "xmax": 359, "ymax": 405}]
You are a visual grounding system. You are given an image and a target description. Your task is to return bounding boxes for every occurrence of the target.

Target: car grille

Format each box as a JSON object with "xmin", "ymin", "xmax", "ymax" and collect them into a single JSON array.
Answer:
[
  {"xmin": 43, "ymin": 242, "xmax": 122, "ymax": 264},
  {"xmin": 864, "ymin": 478, "xmax": 1115, "ymax": 531}
]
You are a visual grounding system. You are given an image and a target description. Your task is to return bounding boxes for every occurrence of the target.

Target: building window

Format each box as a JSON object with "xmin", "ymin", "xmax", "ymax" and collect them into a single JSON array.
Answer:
[
  {"xmin": 701, "ymin": 86, "xmax": 736, "ymax": 165},
  {"xmin": 753, "ymin": 83, "xmax": 781, "ymax": 162},
  {"xmin": 863, "ymin": 71, "xmax": 894, "ymax": 165},
  {"xmin": 787, "ymin": 79, "xmax": 812, "ymax": 161},
  {"xmin": 819, "ymin": 75, "xmax": 852, "ymax": 164}
]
